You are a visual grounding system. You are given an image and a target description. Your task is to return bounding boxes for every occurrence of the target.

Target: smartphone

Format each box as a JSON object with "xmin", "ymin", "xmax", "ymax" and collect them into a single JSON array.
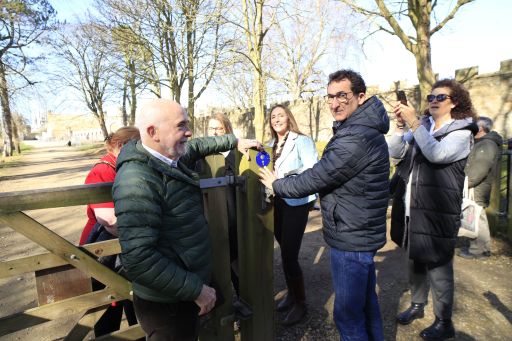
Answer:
[{"xmin": 396, "ymin": 90, "xmax": 407, "ymax": 105}]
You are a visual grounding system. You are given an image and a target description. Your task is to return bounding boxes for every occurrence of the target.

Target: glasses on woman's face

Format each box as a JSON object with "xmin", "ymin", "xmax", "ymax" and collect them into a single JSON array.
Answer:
[
  {"xmin": 208, "ymin": 127, "xmax": 225, "ymax": 132},
  {"xmin": 426, "ymin": 94, "xmax": 452, "ymax": 103}
]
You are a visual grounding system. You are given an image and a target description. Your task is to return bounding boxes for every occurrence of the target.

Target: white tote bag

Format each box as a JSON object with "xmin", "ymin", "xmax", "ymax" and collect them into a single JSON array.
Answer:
[{"xmin": 459, "ymin": 177, "xmax": 482, "ymax": 238}]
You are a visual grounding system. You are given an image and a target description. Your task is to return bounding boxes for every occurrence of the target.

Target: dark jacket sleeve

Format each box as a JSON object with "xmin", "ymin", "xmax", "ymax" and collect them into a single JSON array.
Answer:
[
  {"xmin": 273, "ymin": 133, "xmax": 368, "ymax": 198},
  {"xmin": 466, "ymin": 140, "xmax": 499, "ymax": 188},
  {"xmin": 180, "ymin": 134, "xmax": 238, "ymax": 167},
  {"xmin": 113, "ymin": 161, "xmax": 203, "ymax": 301}
]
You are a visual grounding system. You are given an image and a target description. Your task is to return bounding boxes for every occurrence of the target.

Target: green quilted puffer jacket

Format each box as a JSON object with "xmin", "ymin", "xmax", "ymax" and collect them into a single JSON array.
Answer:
[{"xmin": 113, "ymin": 135, "xmax": 237, "ymax": 303}]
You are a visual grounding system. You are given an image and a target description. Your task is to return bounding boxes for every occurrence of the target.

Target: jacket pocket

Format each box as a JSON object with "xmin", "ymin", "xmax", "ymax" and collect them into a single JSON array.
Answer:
[{"xmin": 321, "ymin": 200, "xmax": 336, "ymax": 230}]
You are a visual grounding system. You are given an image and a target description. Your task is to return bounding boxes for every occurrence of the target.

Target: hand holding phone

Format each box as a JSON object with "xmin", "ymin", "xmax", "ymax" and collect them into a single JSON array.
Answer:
[
  {"xmin": 396, "ymin": 90, "xmax": 407, "ymax": 105},
  {"xmin": 395, "ymin": 90, "xmax": 407, "ymax": 127}
]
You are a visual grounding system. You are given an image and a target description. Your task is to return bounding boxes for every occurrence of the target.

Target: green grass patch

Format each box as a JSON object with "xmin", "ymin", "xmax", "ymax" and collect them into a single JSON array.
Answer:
[
  {"xmin": 76, "ymin": 143, "xmax": 104, "ymax": 151},
  {"xmin": 20, "ymin": 142, "xmax": 33, "ymax": 152}
]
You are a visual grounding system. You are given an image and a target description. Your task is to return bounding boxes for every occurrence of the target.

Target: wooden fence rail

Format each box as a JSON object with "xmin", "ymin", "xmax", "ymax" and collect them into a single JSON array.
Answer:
[{"xmin": 0, "ymin": 150, "xmax": 275, "ymax": 340}]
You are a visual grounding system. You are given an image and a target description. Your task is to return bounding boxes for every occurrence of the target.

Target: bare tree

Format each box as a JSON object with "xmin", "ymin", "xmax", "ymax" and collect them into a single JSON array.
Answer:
[
  {"xmin": 212, "ymin": 60, "xmax": 253, "ymax": 110},
  {"xmin": 96, "ymin": 0, "xmax": 226, "ymax": 130},
  {"xmin": 227, "ymin": 0, "xmax": 277, "ymax": 140},
  {"xmin": 267, "ymin": 0, "xmax": 330, "ymax": 100},
  {"xmin": 110, "ymin": 24, "xmax": 150, "ymax": 126},
  {"xmin": 0, "ymin": 0, "xmax": 57, "ymax": 156},
  {"xmin": 339, "ymin": 0, "xmax": 475, "ymax": 108},
  {"xmin": 54, "ymin": 23, "xmax": 118, "ymax": 139}
]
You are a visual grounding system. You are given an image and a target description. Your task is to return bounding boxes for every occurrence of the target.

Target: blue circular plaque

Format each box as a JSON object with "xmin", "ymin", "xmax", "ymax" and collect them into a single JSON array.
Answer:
[{"xmin": 256, "ymin": 151, "xmax": 270, "ymax": 167}]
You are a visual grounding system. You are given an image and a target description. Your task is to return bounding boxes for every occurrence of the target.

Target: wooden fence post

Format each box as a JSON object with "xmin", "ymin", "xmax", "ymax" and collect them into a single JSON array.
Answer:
[
  {"xmin": 236, "ymin": 148, "xmax": 274, "ymax": 341},
  {"xmin": 199, "ymin": 154, "xmax": 235, "ymax": 341}
]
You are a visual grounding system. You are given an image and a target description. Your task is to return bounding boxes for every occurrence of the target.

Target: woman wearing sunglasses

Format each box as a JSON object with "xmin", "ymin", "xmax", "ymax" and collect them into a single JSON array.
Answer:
[{"xmin": 388, "ymin": 79, "xmax": 477, "ymax": 340}]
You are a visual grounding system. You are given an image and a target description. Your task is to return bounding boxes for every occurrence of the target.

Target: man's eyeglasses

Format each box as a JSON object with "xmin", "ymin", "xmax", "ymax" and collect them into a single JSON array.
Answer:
[
  {"xmin": 208, "ymin": 127, "xmax": 225, "ymax": 132},
  {"xmin": 324, "ymin": 91, "xmax": 353, "ymax": 104},
  {"xmin": 426, "ymin": 94, "xmax": 452, "ymax": 103}
]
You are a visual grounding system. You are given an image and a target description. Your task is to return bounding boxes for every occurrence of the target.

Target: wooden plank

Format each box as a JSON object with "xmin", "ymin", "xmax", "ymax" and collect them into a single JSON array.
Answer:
[
  {"xmin": 0, "ymin": 239, "xmax": 121, "ymax": 279},
  {"xmin": 0, "ymin": 212, "xmax": 132, "ymax": 299},
  {"xmin": 36, "ymin": 264, "xmax": 92, "ymax": 305},
  {"xmin": 199, "ymin": 154, "xmax": 235, "ymax": 341},
  {"xmin": 0, "ymin": 288, "xmax": 119, "ymax": 337},
  {"xmin": 2, "ymin": 311, "xmax": 85, "ymax": 341},
  {"xmin": 0, "ymin": 182, "xmax": 113, "ymax": 213},
  {"xmin": 64, "ymin": 307, "xmax": 107, "ymax": 341},
  {"xmin": 95, "ymin": 324, "xmax": 145, "ymax": 340},
  {"xmin": 236, "ymin": 148, "xmax": 274, "ymax": 341}
]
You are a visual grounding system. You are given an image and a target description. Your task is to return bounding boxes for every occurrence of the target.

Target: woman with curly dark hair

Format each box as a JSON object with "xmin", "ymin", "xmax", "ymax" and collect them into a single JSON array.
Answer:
[{"xmin": 388, "ymin": 79, "xmax": 477, "ymax": 340}]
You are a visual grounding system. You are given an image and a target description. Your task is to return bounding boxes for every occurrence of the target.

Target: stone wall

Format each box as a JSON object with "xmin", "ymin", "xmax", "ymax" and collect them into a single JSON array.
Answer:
[{"xmin": 196, "ymin": 59, "xmax": 512, "ymax": 143}]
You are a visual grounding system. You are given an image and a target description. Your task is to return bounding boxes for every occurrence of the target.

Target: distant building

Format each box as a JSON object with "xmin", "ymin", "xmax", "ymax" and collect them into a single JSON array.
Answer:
[{"xmin": 41, "ymin": 111, "xmax": 123, "ymax": 144}]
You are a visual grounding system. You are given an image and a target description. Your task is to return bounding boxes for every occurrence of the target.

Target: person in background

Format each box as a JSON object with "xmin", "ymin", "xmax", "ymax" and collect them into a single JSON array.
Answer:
[
  {"xmin": 112, "ymin": 99, "xmax": 261, "ymax": 340},
  {"xmin": 458, "ymin": 116, "xmax": 503, "ymax": 259},
  {"xmin": 206, "ymin": 113, "xmax": 240, "ymax": 297},
  {"xmin": 260, "ymin": 69, "xmax": 389, "ymax": 340},
  {"xmin": 267, "ymin": 104, "xmax": 318, "ymax": 325},
  {"xmin": 80, "ymin": 126, "xmax": 140, "ymax": 337},
  {"xmin": 389, "ymin": 79, "xmax": 477, "ymax": 340}
]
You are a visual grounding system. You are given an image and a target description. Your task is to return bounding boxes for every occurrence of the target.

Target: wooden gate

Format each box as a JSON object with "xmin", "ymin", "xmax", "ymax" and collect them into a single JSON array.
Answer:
[{"xmin": 0, "ymin": 149, "xmax": 274, "ymax": 340}]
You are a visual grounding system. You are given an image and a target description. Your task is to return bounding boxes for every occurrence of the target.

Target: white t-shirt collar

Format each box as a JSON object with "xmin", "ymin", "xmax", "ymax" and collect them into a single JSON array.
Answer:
[{"xmin": 141, "ymin": 143, "xmax": 178, "ymax": 168}]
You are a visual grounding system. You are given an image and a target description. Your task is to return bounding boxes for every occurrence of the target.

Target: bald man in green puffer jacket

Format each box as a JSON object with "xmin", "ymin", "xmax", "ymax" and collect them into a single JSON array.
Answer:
[{"xmin": 113, "ymin": 99, "xmax": 261, "ymax": 341}]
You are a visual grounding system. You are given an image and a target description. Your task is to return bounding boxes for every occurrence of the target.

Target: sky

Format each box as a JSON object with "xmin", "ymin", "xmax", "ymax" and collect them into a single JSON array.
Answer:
[
  {"xmin": 353, "ymin": 0, "xmax": 512, "ymax": 88},
  {"xmin": 44, "ymin": 0, "xmax": 512, "ymax": 112}
]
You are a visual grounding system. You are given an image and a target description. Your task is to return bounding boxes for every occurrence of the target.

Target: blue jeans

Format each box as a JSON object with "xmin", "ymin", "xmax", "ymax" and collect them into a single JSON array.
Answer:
[{"xmin": 330, "ymin": 248, "xmax": 383, "ymax": 341}]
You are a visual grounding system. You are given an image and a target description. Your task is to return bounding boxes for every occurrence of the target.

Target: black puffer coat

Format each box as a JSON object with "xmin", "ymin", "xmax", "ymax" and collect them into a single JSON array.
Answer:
[
  {"xmin": 273, "ymin": 96, "xmax": 390, "ymax": 252},
  {"xmin": 391, "ymin": 117, "xmax": 477, "ymax": 265}
]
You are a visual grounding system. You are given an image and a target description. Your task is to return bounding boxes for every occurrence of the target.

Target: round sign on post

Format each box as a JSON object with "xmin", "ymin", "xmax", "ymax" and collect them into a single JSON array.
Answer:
[{"xmin": 255, "ymin": 151, "xmax": 270, "ymax": 168}]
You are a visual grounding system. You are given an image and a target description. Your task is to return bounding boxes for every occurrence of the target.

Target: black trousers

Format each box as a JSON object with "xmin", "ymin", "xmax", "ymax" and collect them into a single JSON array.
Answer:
[
  {"xmin": 92, "ymin": 280, "xmax": 138, "ymax": 336},
  {"xmin": 274, "ymin": 196, "xmax": 313, "ymax": 278},
  {"xmin": 133, "ymin": 295, "xmax": 200, "ymax": 341},
  {"xmin": 408, "ymin": 259, "xmax": 454, "ymax": 319}
]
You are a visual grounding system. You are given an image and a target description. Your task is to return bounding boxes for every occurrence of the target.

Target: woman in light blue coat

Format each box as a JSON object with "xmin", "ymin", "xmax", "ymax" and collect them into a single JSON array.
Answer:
[{"xmin": 268, "ymin": 104, "xmax": 318, "ymax": 325}]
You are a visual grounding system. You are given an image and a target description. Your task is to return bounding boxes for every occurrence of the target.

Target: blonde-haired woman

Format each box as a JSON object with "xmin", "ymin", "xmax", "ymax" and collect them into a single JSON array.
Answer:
[{"xmin": 269, "ymin": 104, "xmax": 318, "ymax": 325}]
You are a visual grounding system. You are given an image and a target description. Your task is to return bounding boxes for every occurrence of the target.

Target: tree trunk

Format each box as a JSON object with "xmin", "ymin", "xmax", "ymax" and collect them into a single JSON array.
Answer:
[
  {"xmin": 0, "ymin": 62, "xmax": 14, "ymax": 157},
  {"xmin": 252, "ymin": 68, "xmax": 266, "ymax": 141},
  {"xmin": 243, "ymin": 0, "xmax": 267, "ymax": 141},
  {"xmin": 95, "ymin": 99, "xmax": 109, "ymax": 139},
  {"xmin": 122, "ymin": 73, "xmax": 128, "ymax": 126},
  {"xmin": 129, "ymin": 60, "xmax": 137, "ymax": 126},
  {"xmin": 414, "ymin": 2, "xmax": 436, "ymax": 110},
  {"xmin": 185, "ymin": 2, "xmax": 197, "ymax": 132}
]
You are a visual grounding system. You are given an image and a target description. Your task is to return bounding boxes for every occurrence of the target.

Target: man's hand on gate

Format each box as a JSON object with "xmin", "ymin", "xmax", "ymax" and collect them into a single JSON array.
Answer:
[
  {"xmin": 237, "ymin": 139, "xmax": 263, "ymax": 161},
  {"xmin": 195, "ymin": 284, "xmax": 217, "ymax": 316}
]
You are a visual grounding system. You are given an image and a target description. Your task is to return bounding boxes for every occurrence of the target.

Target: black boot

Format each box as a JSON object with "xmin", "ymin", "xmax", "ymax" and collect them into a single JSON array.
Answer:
[
  {"xmin": 276, "ymin": 276, "xmax": 295, "ymax": 312},
  {"xmin": 281, "ymin": 275, "xmax": 306, "ymax": 326},
  {"xmin": 420, "ymin": 317, "xmax": 455, "ymax": 340},
  {"xmin": 396, "ymin": 303, "xmax": 425, "ymax": 325}
]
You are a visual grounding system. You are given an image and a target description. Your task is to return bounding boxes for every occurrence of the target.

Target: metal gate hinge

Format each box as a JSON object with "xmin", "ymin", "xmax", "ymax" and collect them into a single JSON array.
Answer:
[{"xmin": 199, "ymin": 176, "xmax": 246, "ymax": 192}]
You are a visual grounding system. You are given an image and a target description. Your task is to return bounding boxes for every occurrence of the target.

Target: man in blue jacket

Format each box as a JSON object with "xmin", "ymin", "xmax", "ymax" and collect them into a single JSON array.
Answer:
[{"xmin": 260, "ymin": 69, "xmax": 389, "ymax": 340}]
